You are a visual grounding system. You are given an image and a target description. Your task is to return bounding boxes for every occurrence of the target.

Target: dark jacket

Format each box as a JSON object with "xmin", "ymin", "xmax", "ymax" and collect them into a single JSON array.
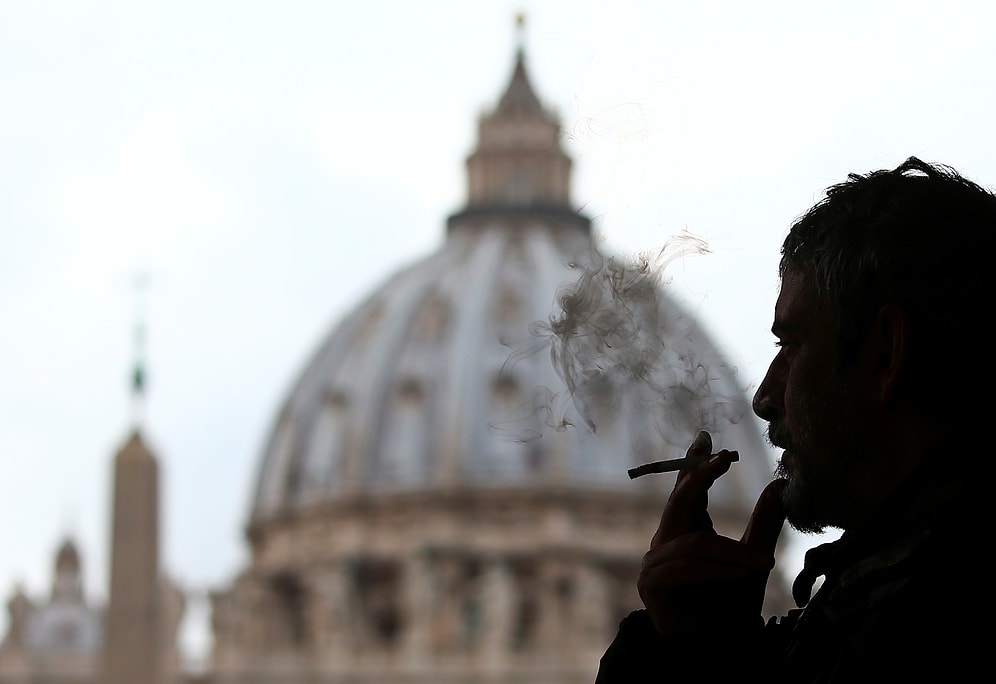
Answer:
[{"xmin": 595, "ymin": 463, "xmax": 988, "ymax": 682}]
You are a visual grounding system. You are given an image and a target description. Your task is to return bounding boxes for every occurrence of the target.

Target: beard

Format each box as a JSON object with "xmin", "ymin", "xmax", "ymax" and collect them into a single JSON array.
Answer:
[{"xmin": 767, "ymin": 371, "xmax": 869, "ymax": 534}]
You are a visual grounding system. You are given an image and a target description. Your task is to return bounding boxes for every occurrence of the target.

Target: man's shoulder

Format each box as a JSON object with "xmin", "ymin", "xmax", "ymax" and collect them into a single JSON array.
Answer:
[{"xmin": 780, "ymin": 507, "xmax": 989, "ymax": 678}]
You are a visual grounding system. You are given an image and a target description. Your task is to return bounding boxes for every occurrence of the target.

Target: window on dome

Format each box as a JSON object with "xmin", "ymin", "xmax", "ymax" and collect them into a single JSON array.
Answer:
[
  {"xmin": 484, "ymin": 375, "xmax": 531, "ymax": 478},
  {"xmin": 297, "ymin": 391, "xmax": 348, "ymax": 501},
  {"xmin": 494, "ymin": 287, "xmax": 521, "ymax": 328},
  {"xmin": 377, "ymin": 380, "xmax": 428, "ymax": 485},
  {"xmin": 412, "ymin": 292, "xmax": 449, "ymax": 343},
  {"xmin": 574, "ymin": 392, "xmax": 633, "ymax": 481}
]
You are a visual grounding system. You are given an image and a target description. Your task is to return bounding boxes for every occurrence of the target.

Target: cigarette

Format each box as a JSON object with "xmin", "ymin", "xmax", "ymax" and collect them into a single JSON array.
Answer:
[{"xmin": 628, "ymin": 455, "xmax": 707, "ymax": 479}]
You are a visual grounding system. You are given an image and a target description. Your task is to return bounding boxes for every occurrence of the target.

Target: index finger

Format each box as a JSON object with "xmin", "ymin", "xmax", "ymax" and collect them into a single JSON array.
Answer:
[{"xmin": 651, "ymin": 432, "xmax": 739, "ymax": 545}]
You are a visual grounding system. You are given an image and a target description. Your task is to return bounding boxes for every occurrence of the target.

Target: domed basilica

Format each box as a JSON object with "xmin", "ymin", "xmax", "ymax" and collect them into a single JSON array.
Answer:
[{"xmin": 0, "ymin": 36, "xmax": 788, "ymax": 684}]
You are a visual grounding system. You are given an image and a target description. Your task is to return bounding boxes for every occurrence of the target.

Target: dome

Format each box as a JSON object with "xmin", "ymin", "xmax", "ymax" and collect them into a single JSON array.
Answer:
[
  {"xmin": 27, "ymin": 602, "xmax": 102, "ymax": 655},
  {"xmin": 215, "ymin": 42, "xmax": 789, "ymax": 683},
  {"xmin": 26, "ymin": 540, "xmax": 102, "ymax": 657},
  {"xmin": 248, "ymin": 49, "xmax": 773, "ymax": 528}
]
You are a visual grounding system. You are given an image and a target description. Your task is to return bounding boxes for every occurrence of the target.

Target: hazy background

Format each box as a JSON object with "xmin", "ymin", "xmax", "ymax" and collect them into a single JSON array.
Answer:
[{"xmin": 3, "ymin": 0, "xmax": 993, "ymax": 662}]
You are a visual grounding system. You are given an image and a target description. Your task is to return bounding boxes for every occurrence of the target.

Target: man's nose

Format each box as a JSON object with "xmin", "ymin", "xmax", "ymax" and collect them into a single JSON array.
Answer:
[{"xmin": 752, "ymin": 357, "xmax": 783, "ymax": 421}]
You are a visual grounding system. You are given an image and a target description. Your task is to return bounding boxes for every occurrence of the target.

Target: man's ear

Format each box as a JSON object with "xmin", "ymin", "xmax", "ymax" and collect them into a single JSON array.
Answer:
[{"xmin": 864, "ymin": 303, "xmax": 910, "ymax": 404}]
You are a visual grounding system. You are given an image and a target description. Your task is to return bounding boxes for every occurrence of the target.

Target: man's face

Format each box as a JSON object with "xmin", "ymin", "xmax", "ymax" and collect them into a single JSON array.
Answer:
[{"xmin": 752, "ymin": 266, "xmax": 871, "ymax": 533}]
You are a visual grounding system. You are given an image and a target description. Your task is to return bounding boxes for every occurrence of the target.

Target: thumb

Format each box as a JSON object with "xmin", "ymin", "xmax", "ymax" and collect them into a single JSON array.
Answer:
[{"xmin": 741, "ymin": 478, "xmax": 787, "ymax": 554}]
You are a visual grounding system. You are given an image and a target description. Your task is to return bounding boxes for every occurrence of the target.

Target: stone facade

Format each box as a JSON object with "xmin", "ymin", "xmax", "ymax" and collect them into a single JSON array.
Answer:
[{"xmin": 210, "ymin": 489, "xmax": 789, "ymax": 683}]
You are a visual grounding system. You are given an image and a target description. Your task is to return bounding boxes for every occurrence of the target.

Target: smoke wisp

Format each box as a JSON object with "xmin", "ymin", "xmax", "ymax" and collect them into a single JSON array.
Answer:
[{"xmin": 499, "ymin": 232, "xmax": 750, "ymax": 457}]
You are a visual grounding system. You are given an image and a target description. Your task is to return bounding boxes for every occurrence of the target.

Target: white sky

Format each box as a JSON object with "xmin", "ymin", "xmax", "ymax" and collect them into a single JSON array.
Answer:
[{"xmin": 3, "ymin": 0, "xmax": 994, "ymax": 661}]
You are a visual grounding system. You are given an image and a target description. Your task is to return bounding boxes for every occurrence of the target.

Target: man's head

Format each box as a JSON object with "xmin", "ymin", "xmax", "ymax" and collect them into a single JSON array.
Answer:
[
  {"xmin": 753, "ymin": 157, "xmax": 996, "ymax": 532},
  {"xmin": 780, "ymin": 157, "xmax": 996, "ymax": 408}
]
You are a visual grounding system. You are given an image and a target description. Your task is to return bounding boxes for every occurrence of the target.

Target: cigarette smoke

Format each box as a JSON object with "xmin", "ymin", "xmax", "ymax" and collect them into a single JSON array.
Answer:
[{"xmin": 499, "ymin": 231, "xmax": 750, "ymax": 457}]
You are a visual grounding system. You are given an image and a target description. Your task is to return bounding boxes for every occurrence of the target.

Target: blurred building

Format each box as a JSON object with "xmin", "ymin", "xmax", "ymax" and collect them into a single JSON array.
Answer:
[
  {"xmin": 0, "ymin": 433, "xmax": 186, "ymax": 684},
  {"xmin": 0, "ymin": 36, "xmax": 789, "ymax": 684},
  {"xmin": 206, "ymin": 42, "xmax": 788, "ymax": 683},
  {"xmin": 0, "ymin": 540, "xmax": 103, "ymax": 683}
]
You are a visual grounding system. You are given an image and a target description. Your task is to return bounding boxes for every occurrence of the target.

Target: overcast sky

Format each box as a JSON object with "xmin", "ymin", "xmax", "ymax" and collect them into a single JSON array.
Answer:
[{"xmin": 3, "ymin": 0, "xmax": 994, "ymax": 662}]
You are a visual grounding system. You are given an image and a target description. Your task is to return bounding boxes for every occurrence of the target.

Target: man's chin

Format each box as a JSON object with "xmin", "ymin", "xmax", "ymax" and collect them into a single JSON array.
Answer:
[
  {"xmin": 785, "ymin": 514, "xmax": 831, "ymax": 536},
  {"xmin": 780, "ymin": 474, "xmax": 832, "ymax": 535}
]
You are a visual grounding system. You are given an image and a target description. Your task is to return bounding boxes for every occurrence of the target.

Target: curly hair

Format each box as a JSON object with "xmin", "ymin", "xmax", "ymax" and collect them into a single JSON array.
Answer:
[{"xmin": 781, "ymin": 157, "xmax": 996, "ymax": 412}]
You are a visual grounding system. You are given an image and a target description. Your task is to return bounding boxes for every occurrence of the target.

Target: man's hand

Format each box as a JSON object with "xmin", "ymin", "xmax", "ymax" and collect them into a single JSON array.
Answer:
[{"xmin": 637, "ymin": 431, "xmax": 787, "ymax": 638}]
